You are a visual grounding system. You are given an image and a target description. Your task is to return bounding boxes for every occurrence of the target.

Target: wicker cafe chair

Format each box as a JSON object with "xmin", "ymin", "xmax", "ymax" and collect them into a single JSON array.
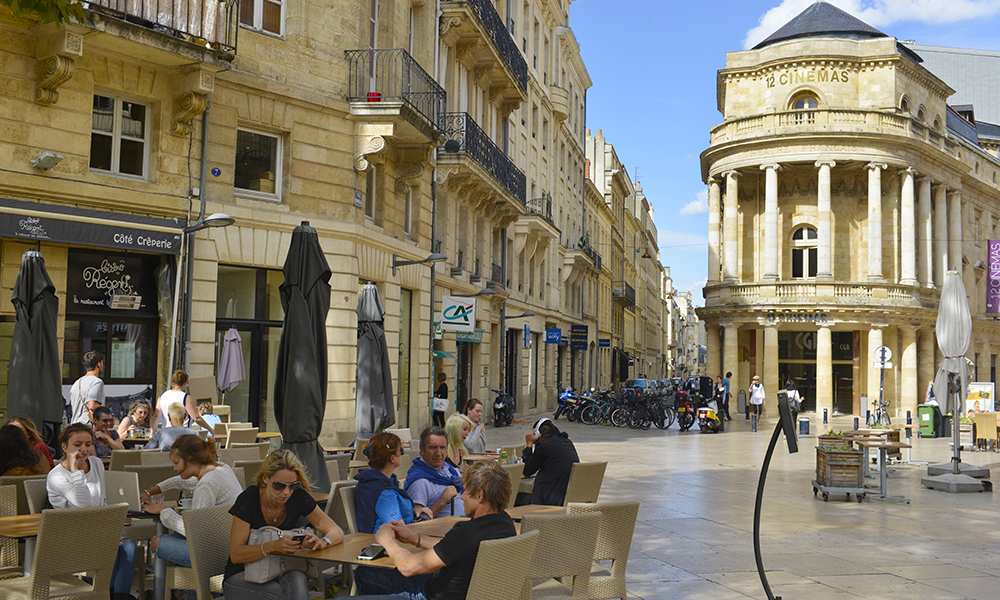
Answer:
[
  {"xmin": 567, "ymin": 501, "xmax": 640, "ymax": 600},
  {"xmin": 233, "ymin": 460, "xmax": 264, "ymax": 483},
  {"xmin": 562, "ymin": 462, "xmax": 607, "ymax": 505},
  {"xmin": 339, "ymin": 485, "xmax": 359, "ymax": 534},
  {"xmin": 140, "ymin": 451, "xmax": 173, "ymax": 466},
  {"xmin": 326, "ymin": 454, "xmax": 350, "ymax": 482},
  {"xmin": 0, "ymin": 486, "xmax": 19, "ymax": 580},
  {"xmin": 231, "ymin": 467, "xmax": 246, "ymax": 489},
  {"xmin": 466, "ymin": 530, "xmax": 540, "ymax": 600},
  {"xmin": 23, "ymin": 478, "xmax": 49, "ymax": 514},
  {"xmin": 126, "ymin": 464, "xmax": 178, "ymax": 501},
  {"xmin": 0, "ymin": 503, "xmax": 128, "ymax": 600},
  {"xmin": 225, "ymin": 427, "xmax": 258, "ymax": 449},
  {"xmin": 324, "ymin": 480, "xmax": 358, "ymax": 532},
  {"xmin": 0, "ymin": 475, "xmax": 46, "ymax": 516},
  {"xmin": 163, "ymin": 503, "xmax": 235, "ymax": 600},
  {"xmin": 520, "ymin": 511, "xmax": 601, "ymax": 600},
  {"xmin": 109, "ymin": 449, "xmax": 146, "ymax": 471},
  {"xmin": 229, "ymin": 442, "xmax": 270, "ymax": 459},
  {"xmin": 500, "ymin": 462, "xmax": 525, "ymax": 510},
  {"xmin": 217, "ymin": 447, "xmax": 261, "ymax": 467}
]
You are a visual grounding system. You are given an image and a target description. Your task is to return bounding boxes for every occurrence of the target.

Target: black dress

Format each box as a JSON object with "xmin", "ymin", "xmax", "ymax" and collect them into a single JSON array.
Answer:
[
  {"xmin": 433, "ymin": 382, "xmax": 448, "ymax": 427},
  {"xmin": 519, "ymin": 434, "xmax": 579, "ymax": 506}
]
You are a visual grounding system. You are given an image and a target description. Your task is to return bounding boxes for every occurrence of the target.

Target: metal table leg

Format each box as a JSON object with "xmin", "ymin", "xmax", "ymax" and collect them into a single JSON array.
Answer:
[
  {"xmin": 22, "ymin": 537, "xmax": 34, "ymax": 576},
  {"xmin": 153, "ymin": 518, "xmax": 167, "ymax": 600}
]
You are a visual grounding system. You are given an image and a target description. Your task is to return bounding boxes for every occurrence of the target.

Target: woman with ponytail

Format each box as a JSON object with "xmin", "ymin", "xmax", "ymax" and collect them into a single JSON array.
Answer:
[{"xmin": 140, "ymin": 434, "xmax": 243, "ymax": 568}]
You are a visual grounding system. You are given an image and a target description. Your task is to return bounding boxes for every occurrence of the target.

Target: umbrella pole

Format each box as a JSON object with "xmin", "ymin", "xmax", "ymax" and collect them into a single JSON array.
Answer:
[{"xmin": 951, "ymin": 373, "xmax": 961, "ymax": 475}]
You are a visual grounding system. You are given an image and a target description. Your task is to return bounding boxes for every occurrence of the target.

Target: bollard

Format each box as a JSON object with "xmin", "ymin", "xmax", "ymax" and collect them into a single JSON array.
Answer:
[
  {"xmin": 798, "ymin": 416, "xmax": 809, "ymax": 436},
  {"xmin": 823, "ymin": 408, "xmax": 828, "ymax": 424},
  {"xmin": 853, "ymin": 416, "xmax": 859, "ymax": 430},
  {"xmin": 906, "ymin": 410, "xmax": 912, "ymax": 425}
]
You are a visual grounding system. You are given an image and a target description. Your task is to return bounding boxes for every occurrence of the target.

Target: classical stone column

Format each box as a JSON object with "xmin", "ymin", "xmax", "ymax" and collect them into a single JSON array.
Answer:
[
  {"xmin": 708, "ymin": 177, "xmax": 721, "ymax": 283},
  {"xmin": 706, "ymin": 323, "xmax": 720, "ymax": 380},
  {"xmin": 918, "ymin": 328, "xmax": 936, "ymax": 403},
  {"xmin": 948, "ymin": 190, "xmax": 963, "ymax": 274},
  {"xmin": 900, "ymin": 168, "xmax": 918, "ymax": 285},
  {"xmin": 867, "ymin": 163, "xmax": 887, "ymax": 281},
  {"xmin": 764, "ymin": 325, "xmax": 778, "ymax": 400},
  {"xmin": 867, "ymin": 326, "xmax": 884, "ymax": 418},
  {"xmin": 933, "ymin": 184, "xmax": 948, "ymax": 286},
  {"xmin": 816, "ymin": 325, "xmax": 833, "ymax": 418},
  {"xmin": 762, "ymin": 163, "xmax": 781, "ymax": 281},
  {"xmin": 917, "ymin": 177, "xmax": 933, "ymax": 287},
  {"xmin": 815, "ymin": 160, "xmax": 835, "ymax": 280},
  {"xmin": 723, "ymin": 171, "xmax": 740, "ymax": 282},
  {"xmin": 901, "ymin": 326, "xmax": 917, "ymax": 420},
  {"xmin": 724, "ymin": 324, "xmax": 739, "ymax": 411}
]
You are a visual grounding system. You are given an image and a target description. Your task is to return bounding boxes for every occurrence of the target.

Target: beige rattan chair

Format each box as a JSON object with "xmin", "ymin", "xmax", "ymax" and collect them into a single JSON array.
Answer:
[
  {"xmin": 520, "ymin": 511, "xmax": 601, "ymax": 600},
  {"xmin": 352, "ymin": 439, "xmax": 372, "ymax": 461},
  {"xmin": 0, "ymin": 502, "xmax": 128, "ymax": 600},
  {"xmin": 231, "ymin": 467, "xmax": 246, "ymax": 489},
  {"xmin": 326, "ymin": 454, "xmax": 350, "ymax": 482},
  {"xmin": 385, "ymin": 428, "xmax": 413, "ymax": 443},
  {"xmin": 500, "ymin": 462, "xmax": 525, "ymax": 510},
  {"xmin": 335, "ymin": 430, "xmax": 356, "ymax": 448},
  {"xmin": 225, "ymin": 427, "xmax": 258, "ymax": 448},
  {"xmin": 109, "ymin": 449, "xmax": 146, "ymax": 471},
  {"xmin": 395, "ymin": 451, "xmax": 418, "ymax": 482},
  {"xmin": 323, "ymin": 480, "xmax": 358, "ymax": 532},
  {"xmin": 0, "ymin": 475, "xmax": 47, "ymax": 516},
  {"xmin": 562, "ymin": 462, "xmax": 607, "ymax": 505},
  {"xmin": 467, "ymin": 529, "xmax": 540, "ymax": 600},
  {"xmin": 125, "ymin": 464, "xmax": 178, "ymax": 500},
  {"xmin": 185, "ymin": 503, "xmax": 234, "ymax": 599},
  {"xmin": 0, "ymin": 485, "xmax": 19, "ymax": 579},
  {"xmin": 140, "ymin": 451, "xmax": 173, "ymax": 465},
  {"xmin": 211, "ymin": 405, "xmax": 230, "ymax": 423},
  {"xmin": 22, "ymin": 478, "xmax": 48, "ymax": 514},
  {"xmin": 567, "ymin": 501, "xmax": 640, "ymax": 600},
  {"xmin": 230, "ymin": 442, "xmax": 270, "ymax": 458},
  {"xmin": 233, "ymin": 460, "xmax": 264, "ymax": 482},
  {"xmin": 339, "ymin": 485, "xmax": 359, "ymax": 534},
  {"xmin": 218, "ymin": 446, "xmax": 262, "ymax": 467}
]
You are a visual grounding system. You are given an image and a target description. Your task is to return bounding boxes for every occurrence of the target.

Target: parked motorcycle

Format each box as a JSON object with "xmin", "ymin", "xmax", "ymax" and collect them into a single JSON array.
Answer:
[
  {"xmin": 492, "ymin": 389, "xmax": 515, "ymax": 427},
  {"xmin": 555, "ymin": 387, "xmax": 588, "ymax": 421},
  {"xmin": 673, "ymin": 390, "xmax": 696, "ymax": 431}
]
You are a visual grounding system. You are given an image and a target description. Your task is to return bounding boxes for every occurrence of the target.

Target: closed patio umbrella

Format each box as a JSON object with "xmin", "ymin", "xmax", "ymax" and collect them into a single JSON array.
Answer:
[
  {"xmin": 355, "ymin": 282, "xmax": 395, "ymax": 437},
  {"xmin": 273, "ymin": 222, "xmax": 332, "ymax": 493},
  {"xmin": 217, "ymin": 327, "xmax": 245, "ymax": 393},
  {"xmin": 8, "ymin": 250, "xmax": 61, "ymax": 445}
]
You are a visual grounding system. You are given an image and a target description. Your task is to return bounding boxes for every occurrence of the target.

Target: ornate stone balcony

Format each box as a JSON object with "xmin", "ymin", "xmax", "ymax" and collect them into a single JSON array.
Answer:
[
  {"xmin": 550, "ymin": 85, "xmax": 569, "ymax": 122},
  {"xmin": 702, "ymin": 280, "xmax": 940, "ymax": 311}
]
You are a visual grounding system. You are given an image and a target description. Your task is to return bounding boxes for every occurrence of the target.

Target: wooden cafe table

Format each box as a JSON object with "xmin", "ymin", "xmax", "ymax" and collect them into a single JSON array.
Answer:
[
  {"xmin": 504, "ymin": 504, "xmax": 565, "ymax": 521},
  {"xmin": 0, "ymin": 513, "xmax": 42, "ymax": 575}
]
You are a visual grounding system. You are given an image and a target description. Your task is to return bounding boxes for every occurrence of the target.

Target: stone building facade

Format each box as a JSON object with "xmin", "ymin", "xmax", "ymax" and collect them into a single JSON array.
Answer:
[{"xmin": 698, "ymin": 2, "xmax": 1000, "ymax": 419}]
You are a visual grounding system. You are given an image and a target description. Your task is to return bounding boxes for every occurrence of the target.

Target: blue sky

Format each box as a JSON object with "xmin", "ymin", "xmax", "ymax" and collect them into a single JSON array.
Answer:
[{"xmin": 569, "ymin": 0, "xmax": 1000, "ymax": 304}]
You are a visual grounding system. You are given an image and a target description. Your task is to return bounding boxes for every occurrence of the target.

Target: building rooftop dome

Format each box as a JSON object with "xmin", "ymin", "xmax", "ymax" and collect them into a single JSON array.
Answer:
[{"xmin": 752, "ymin": 1, "xmax": 922, "ymax": 62}]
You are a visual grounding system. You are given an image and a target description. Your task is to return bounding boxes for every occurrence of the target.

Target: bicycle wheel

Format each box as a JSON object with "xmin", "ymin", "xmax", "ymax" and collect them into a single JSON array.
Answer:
[
  {"xmin": 580, "ymin": 404, "xmax": 599, "ymax": 425},
  {"xmin": 639, "ymin": 409, "xmax": 652, "ymax": 430},
  {"xmin": 611, "ymin": 407, "xmax": 628, "ymax": 428},
  {"xmin": 627, "ymin": 409, "xmax": 642, "ymax": 429},
  {"xmin": 663, "ymin": 406, "xmax": 676, "ymax": 428}
]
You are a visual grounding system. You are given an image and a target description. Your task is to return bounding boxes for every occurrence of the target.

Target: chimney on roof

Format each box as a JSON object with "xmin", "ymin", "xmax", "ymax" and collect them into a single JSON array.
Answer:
[
  {"xmin": 597, "ymin": 129, "xmax": 602, "ymax": 136},
  {"xmin": 586, "ymin": 128, "xmax": 590, "ymax": 136},
  {"xmin": 585, "ymin": 159, "xmax": 590, "ymax": 180}
]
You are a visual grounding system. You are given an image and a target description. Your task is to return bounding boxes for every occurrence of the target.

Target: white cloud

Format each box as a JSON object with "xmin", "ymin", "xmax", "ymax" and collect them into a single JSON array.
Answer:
[
  {"xmin": 743, "ymin": 0, "xmax": 1000, "ymax": 49},
  {"xmin": 679, "ymin": 189, "xmax": 709, "ymax": 216}
]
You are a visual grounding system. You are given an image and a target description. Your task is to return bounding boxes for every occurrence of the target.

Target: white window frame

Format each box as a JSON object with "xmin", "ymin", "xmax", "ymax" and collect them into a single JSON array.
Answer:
[
  {"xmin": 234, "ymin": 127, "xmax": 284, "ymax": 203},
  {"xmin": 791, "ymin": 226, "xmax": 818, "ymax": 279},
  {"xmin": 240, "ymin": 0, "xmax": 286, "ymax": 38},
  {"xmin": 90, "ymin": 93, "xmax": 150, "ymax": 181}
]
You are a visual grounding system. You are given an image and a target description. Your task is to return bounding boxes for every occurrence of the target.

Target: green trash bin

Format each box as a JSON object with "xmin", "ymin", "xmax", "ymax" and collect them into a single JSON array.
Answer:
[{"xmin": 918, "ymin": 404, "xmax": 939, "ymax": 437}]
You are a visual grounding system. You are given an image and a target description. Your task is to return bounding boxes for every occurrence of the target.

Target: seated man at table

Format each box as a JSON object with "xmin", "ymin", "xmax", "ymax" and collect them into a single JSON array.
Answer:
[
  {"xmin": 403, "ymin": 426, "xmax": 464, "ymax": 518},
  {"xmin": 353, "ymin": 460, "xmax": 516, "ymax": 600},
  {"xmin": 144, "ymin": 402, "xmax": 196, "ymax": 451},
  {"xmin": 92, "ymin": 406, "xmax": 125, "ymax": 458}
]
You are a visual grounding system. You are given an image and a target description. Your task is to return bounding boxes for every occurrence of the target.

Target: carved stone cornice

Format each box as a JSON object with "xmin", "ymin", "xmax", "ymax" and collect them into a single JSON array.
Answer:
[
  {"xmin": 440, "ymin": 16, "xmax": 462, "ymax": 36},
  {"xmin": 170, "ymin": 68, "xmax": 215, "ymax": 136},
  {"xmin": 33, "ymin": 26, "xmax": 83, "ymax": 105}
]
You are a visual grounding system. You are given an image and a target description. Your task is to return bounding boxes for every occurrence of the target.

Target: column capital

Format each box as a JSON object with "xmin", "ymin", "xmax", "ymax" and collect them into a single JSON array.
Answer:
[
  {"xmin": 932, "ymin": 183, "xmax": 949, "ymax": 192},
  {"xmin": 707, "ymin": 176, "xmax": 720, "ymax": 186},
  {"xmin": 947, "ymin": 189, "xmax": 962, "ymax": 199},
  {"xmin": 760, "ymin": 163, "xmax": 782, "ymax": 172},
  {"xmin": 867, "ymin": 162, "xmax": 888, "ymax": 171},
  {"xmin": 814, "ymin": 159, "xmax": 836, "ymax": 169},
  {"xmin": 903, "ymin": 167, "xmax": 918, "ymax": 177},
  {"xmin": 722, "ymin": 170, "xmax": 741, "ymax": 180},
  {"xmin": 917, "ymin": 175, "xmax": 934, "ymax": 185}
]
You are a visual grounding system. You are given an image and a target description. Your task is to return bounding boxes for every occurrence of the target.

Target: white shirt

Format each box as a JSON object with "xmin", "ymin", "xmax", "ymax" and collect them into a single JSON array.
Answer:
[
  {"xmin": 157, "ymin": 389, "xmax": 189, "ymax": 426},
  {"xmin": 749, "ymin": 382, "xmax": 766, "ymax": 405},
  {"xmin": 47, "ymin": 456, "xmax": 106, "ymax": 509},
  {"xmin": 155, "ymin": 464, "xmax": 243, "ymax": 535},
  {"xmin": 69, "ymin": 375, "xmax": 104, "ymax": 425}
]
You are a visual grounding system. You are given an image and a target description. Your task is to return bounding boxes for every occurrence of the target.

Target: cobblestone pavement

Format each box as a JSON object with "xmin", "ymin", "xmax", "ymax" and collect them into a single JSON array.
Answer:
[{"xmin": 485, "ymin": 410, "xmax": 1000, "ymax": 600}]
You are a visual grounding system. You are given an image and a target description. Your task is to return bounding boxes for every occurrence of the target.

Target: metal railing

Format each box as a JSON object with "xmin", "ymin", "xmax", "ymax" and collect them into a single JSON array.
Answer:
[
  {"xmin": 581, "ymin": 241, "xmax": 601, "ymax": 269},
  {"xmin": 432, "ymin": 239, "xmax": 443, "ymax": 254},
  {"xmin": 612, "ymin": 281, "xmax": 636, "ymax": 305},
  {"xmin": 491, "ymin": 263, "xmax": 503, "ymax": 286},
  {"xmin": 345, "ymin": 48, "xmax": 445, "ymax": 131},
  {"xmin": 88, "ymin": 0, "xmax": 239, "ymax": 54},
  {"xmin": 441, "ymin": 0, "xmax": 527, "ymax": 91},
  {"xmin": 439, "ymin": 113, "xmax": 526, "ymax": 205},
  {"xmin": 526, "ymin": 195, "xmax": 557, "ymax": 229}
]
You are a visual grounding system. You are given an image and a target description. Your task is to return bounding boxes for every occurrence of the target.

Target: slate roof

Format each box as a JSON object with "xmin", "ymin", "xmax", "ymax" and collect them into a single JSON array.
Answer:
[
  {"xmin": 753, "ymin": 1, "xmax": 922, "ymax": 62},
  {"xmin": 947, "ymin": 106, "xmax": 979, "ymax": 146}
]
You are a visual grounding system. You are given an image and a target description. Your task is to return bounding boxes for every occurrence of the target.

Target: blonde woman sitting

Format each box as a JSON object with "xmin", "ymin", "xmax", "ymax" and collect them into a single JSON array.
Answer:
[{"xmin": 444, "ymin": 413, "xmax": 472, "ymax": 468}]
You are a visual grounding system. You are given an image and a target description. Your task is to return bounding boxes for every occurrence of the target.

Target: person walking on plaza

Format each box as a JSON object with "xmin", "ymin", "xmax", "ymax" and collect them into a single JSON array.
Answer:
[
  {"xmin": 784, "ymin": 379, "xmax": 802, "ymax": 422},
  {"xmin": 722, "ymin": 371, "xmax": 733, "ymax": 421},
  {"xmin": 749, "ymin": 375, "xmax": 765, "ymax": 432},
  {"xmin": 432, "ymin": 372, "xmax": 448, "ymax": 427},
  {"xmin": 69, "ymin": 350, "xmax": 104, "ymax": 425}
]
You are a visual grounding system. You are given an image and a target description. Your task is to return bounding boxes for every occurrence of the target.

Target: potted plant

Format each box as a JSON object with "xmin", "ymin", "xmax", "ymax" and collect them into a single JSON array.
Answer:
[
  {"xmin": 816, "ymin": 441, "xmax": 864, "ymax": 488},
  {"xmin": 958, "ymin": 415, "xmax": 975, "ymax": 448},
  {"xmin": 818, "ymin": 429, "xmax": 853, "ymax": 449}
]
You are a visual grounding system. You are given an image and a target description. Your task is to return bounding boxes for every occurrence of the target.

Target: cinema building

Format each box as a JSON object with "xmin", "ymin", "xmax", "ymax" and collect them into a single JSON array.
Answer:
[{"xmin": 698, "ymin": 2, "xmax": 1000, "ymax": 419}]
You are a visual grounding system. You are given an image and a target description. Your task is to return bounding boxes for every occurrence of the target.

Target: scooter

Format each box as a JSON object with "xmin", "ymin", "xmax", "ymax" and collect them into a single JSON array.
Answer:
[
  {"xmin": 554, "ymin": 387, "xmax": 584, "ymax": 421},
  {"xmin": 673, "ymin": 390, "xmax": 696, "ymax": 431},
  {"xmin": 492, "ymin": 389, "xmax": 515, "ymax": 427},
  {"xmin": 697, "ymin": 398, "xmax": 725, "ymax": 433}
]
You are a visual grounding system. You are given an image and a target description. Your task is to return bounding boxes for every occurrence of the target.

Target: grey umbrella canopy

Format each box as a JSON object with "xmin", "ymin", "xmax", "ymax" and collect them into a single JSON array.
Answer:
[
  {"xmin": 932, "ymin": 270, "xmax": 972, "ymax": 476},
  {"xmin": 8, "ymin": 250, "xmax": 61, "ymax": 442},
  {"xmin": 355, "ymin": 282, "xmax": 395, "ymax": 437},
  {"xmin": 273, "ymin": 222, "xmax": 332, "ymax": 493}
]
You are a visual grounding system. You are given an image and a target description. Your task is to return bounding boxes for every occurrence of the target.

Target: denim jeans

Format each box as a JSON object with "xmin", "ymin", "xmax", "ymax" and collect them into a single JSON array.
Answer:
[
  {"xmin": 222, "ymin": 569, "xmax": 309, "ymax": 600},
  {"xmin": 155, "ymin": 533, "xmax": 191, "ymax": 567},
  {"xmin": 354, "ymin": 565, "xmax": 429, "ymax": 598},
  {"xmin": 112, "ymin": 537, "xmax": 138, "ymax": 596}
]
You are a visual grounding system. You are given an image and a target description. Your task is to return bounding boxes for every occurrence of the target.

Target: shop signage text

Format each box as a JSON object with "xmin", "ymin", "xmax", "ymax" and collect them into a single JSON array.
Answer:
[
  {"xmin": 765, "ymin": 68, "xmax": 851, "ymax": 88},
  {"xmin": 766, "ymin": 310, "xmax": 828, "ymax": 323},
  {"xmin": 0, "ymin": 211, "xmax": 181, "ymax": 255},
  {"xmin": 546, "ymin": 328, "xmax": 562, "ymax": 344},
  {"xmin": 987, "ymin": 239, "xmax": 1000, "ymax": 313},
  {"xmin": 570, "ymin": 324, "xmax": 588, "ymax": 350}
]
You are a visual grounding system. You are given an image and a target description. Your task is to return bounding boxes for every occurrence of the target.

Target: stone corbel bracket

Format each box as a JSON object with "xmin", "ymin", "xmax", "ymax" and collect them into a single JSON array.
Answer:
[
  {"xmin": 34, "ymin": 25, "xmax": 83, "ymax": 105},
  {"xmin": 171, "ymin": 68, "xmax": 215, "ymax": 136},
  {"xmin": 354, "ymin": 122, "xmax": 394, "ymax": 172},
  {"xmin": 394, "ymin": 161, "xmax": 425, "ymax": 193}
]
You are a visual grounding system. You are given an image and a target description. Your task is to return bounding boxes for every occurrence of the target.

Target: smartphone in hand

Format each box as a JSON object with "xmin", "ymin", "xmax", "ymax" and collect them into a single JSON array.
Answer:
[{"xmin": 357, "ymin": 543, "xmax": 386, "ymax": 560}]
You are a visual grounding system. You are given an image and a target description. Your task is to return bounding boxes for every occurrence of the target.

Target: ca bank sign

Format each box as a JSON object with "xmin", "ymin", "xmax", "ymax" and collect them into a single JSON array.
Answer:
[{"xmin": 440, "ymin": 295, "xmax": 477, "ymax": 333}]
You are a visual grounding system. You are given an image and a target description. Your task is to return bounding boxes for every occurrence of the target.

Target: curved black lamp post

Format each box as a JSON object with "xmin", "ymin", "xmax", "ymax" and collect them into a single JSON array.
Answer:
[{"xmin": 754, "ymin": 391, "xmax": 798, "ymax": 600}]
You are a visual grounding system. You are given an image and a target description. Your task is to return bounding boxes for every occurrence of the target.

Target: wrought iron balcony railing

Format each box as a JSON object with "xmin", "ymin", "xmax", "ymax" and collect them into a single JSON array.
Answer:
[
  {"xmin": 613, "ymin": 281, "xmax": 636, "ymax": 305},
  {"xmin": 441, "ymin": 0, "xmax": 527, "ymax": 91},
  {"xmin": 581, "ymin": 241, "xmax": 601, "ymax": 269},
  {"xmin": 526, "ymin": 195, "xmax": 557, "ymax": 229},
  {"xmin": 88, "ymin": 0, "xmax": 239, "ymax": 54},
  {"xmin": 491, "ymin": 263, "xmax": 503, "ymax": 286},
  {"xmin": 439, "ymin": 113, "xmax": 526, "ymax": 205},
  {"xmin": 345, "ymin": 48, "xmax": 445, "ymax": 131}
]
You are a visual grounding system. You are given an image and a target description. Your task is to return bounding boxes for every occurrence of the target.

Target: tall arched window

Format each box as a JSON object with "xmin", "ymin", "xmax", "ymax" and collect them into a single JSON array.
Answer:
[
  {"xmin": 791, "ymin": 94, "xmax": 818, "ymax": 124},
  {"xmin": 791, "ymin": 226, "xmax": 818, "ymax": 278}
]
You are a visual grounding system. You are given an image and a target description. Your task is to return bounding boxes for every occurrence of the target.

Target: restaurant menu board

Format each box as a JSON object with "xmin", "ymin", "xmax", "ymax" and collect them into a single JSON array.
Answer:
[
  {"xmin": 966, "ymin": 382, "xmax": 995, "ymax": 412},
  {"xmin": 111, "ymin": 341, "xmax": 136, "ymax": 379}
]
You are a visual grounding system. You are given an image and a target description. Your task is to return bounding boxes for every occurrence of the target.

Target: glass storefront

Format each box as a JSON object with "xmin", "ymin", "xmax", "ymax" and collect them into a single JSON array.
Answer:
[{"xmin": 777, "ymin": 330, "xmax": 855, "ymax": 415}]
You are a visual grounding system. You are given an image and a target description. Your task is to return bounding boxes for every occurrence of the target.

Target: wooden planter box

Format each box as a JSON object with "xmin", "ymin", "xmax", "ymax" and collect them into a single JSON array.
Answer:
[
  {"xmin": 959, "ymin": 423, "xmax": 975, "ymax": 448},
  {"xmin": 817, "ymin": 435, "xmax": 853, "ymax": 449},
  {"xmin": 816, "ymin": 445, "xmax": 864, "ymax": 488}
]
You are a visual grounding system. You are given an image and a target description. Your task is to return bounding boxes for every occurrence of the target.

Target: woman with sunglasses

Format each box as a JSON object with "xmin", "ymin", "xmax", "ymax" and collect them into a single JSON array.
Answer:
[
  {"xmin": 355, "ymin": 431, "xmax": 432, "ymax": 534},
  {"xmin": 224, "ymin": 449, "xmax": 344, "ymax": 599},
  {"xmin": 92, "ymin": 406, "xmax": 125, "ymax": 457}
]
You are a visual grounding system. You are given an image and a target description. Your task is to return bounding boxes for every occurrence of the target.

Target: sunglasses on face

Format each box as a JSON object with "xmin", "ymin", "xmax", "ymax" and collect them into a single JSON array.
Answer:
[
  {"xmin": 270, "ymin": 480, "xmax": 301, "ymax": 492},
  {"xmin": 99, "ymin": 418, "xmax": 114, "ymax": 424}
]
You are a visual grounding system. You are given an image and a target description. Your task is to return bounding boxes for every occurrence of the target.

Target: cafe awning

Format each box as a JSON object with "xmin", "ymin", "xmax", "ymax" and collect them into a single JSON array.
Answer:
[{"xmin": 0, "ymin": 198, "xmax": 184, "ymax": 255}]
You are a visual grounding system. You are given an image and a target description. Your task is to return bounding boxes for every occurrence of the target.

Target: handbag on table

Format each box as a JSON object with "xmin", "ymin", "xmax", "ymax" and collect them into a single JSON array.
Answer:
[{"xmin": 244, "ymin": 526, "xmax": 320, "ymax": 584}]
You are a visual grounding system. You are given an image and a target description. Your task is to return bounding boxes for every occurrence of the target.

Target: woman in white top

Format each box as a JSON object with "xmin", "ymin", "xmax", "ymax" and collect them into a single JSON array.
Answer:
[
  {"xmin": 462, "ymin": 398, "xmax": 487, "ymax": 454},
  {"xmin": 46, "ymin": 423, "xmax": 137, "ymax": 600},
  {"xmin": 749, "ymin": 375, "xmax": 766, "ymax": 432},
  {"xmin": 151, "ymin": 370, "xmax": 212, "ymax": 434},
  {"xmin": 140, "ymin": 434, "xmax": 243, "ymax": 568}
]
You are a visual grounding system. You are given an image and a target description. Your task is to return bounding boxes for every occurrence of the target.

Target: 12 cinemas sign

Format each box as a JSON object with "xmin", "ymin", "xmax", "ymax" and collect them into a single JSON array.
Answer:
[{"xmin": 988, "ymin": 240, "xmax": 1000, "ymax": 313}]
